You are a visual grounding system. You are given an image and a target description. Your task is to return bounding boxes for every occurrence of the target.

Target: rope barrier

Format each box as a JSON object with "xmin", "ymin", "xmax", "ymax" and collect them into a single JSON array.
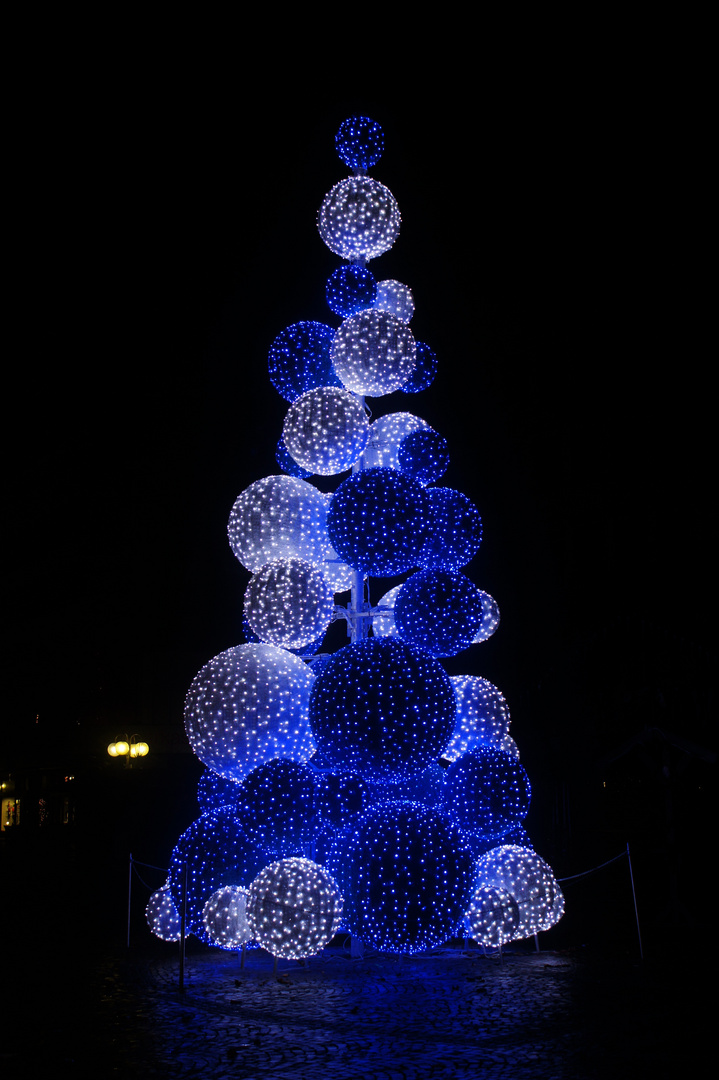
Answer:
[{"xmin": 557, "ymin": 851, "xmax": 627, "ymax": 882}]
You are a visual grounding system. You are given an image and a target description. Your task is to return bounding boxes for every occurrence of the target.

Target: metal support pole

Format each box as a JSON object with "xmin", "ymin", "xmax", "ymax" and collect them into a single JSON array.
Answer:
[
  {"xmin": 626, "ymin": 842, "xmax": 644, "ymax": 961},
  {"xmin": 179, "ymin": 862, "xmax": 188, "ymax": 991},
  {"xmin": 127, "ymin": 853, "xmax": 133, "ymax": 949}
]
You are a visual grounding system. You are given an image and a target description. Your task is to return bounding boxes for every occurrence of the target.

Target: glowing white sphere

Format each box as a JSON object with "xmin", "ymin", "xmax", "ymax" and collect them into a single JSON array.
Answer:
[
  {"xmin": 472, "ymin": 590, "xmax": 501, "ymax": 643},
  {"xmin": 202, "ymin": 885, "xmax": 252, "ymax": 950},
  {"xmin": 330, "ymin": 309, "xmax": 416, "ymax": 397},
  {"xmin": 228, "ymin": 475, "xmax": 329, "ymax": 573},
  {"xmin": 184, "ymin": 644, "xmax": 316, "ymax": 783},
  {"xmin": 282, "ymin": 386, "xmax": 370, "ymax": 476},
  {"xmin": 318, "ymin": 176, "xmax": 401, "ymax": 262},
  {"xmin": 475, "ymin": 845, "xmax": 563, "ymax": 940},
  {"xmin": 146, "ymin": 883, "xmax": 182, "ymax": 941},
  {"xmin": 444, "ymin": 676, "xmax": 512, "ymax": 762},
  {"xmin": 463, "ymin": 885, "xmax": 520, "ymax": 947},
  {"xmin": 375, "ymin": 279, "xmax": 414, "ymax": 322},
  {"xmin": 363, "ymin": 412, "xmax": 431, "ymax": 470},
  {"xmin": 244, "ymin": 557, "xmax": 334, "ymax": 650},
  {"xmin": 371, "ymin": 584, "xmax": 402, "ymax": 638},
  {"xmin": 246, "ymin": 857, "xmax": 343, "ymax": 959}
]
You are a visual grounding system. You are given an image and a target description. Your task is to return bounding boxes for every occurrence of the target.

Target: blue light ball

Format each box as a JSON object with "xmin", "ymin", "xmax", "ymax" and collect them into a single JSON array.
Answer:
[
  {"xmin": 317, "ymin": 772, "xmax": 372, "ymax": 830},
  {"xmin": 327, "ymin": 467, "xmax": 429, "ymax": 576},
  {"xmin": 326, "ymin": 264, "xmax": 377, "ymax": 318},
  {"xmin": 268, "ymin": 321, "xmax": 340, "ymax": 402},
  {"xmin": 394, "ymin": 570, "xmax": 485, "ymax": 657},
  {"xmin": 417, "ymin": 487, "xmax": 483, "ymax": 571},
  {"xmin": 442, "ymin": 747, "xmax": 531, "ymax": 843},
  {"xmin": 335, "ymin": 116, "xmax": 384, "ymax": 171},
  {"xmin": 197, "ymin": 768, "xmax": 241, "ymax": 814},
  {"xmin": 235, "ymin": 758, "xmax": 320, "ymax": 857},
  {"xmin": 308, "ymin": 638, "xmax": 455, "ymax": 783},
  {"xmin": 397, "ymin": 429, "xmax": 449, "ymax": 486},
  {"xmin": 329, "ymin": 802, "xmax": 475, "ymax": 954},
  {"xmin": 399, "ymin": 342, "xmax": 437, "ymax": 394}
]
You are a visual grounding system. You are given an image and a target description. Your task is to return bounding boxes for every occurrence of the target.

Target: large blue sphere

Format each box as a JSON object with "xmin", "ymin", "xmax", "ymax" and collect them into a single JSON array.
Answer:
[
  {"xmin": 327, "ymin": 467, "xmax": 429, "ymax": 576},
  {"xmin": 326, "ymin": 264, "xmax": 377, "ymax": 318},
  {"xmin": 268, "ymin": 321, "xmax": 340, "ymax": 402},
  {"xmin": 442, "ymin": 747, "xmax": 531, "ymax": 843},
  {"xmin": 397, "ymin": 429, "xmax": 449, "ymax": 486},
  {"xmin": 309, "ymin": 638, "xmax": 455, "ymax": 783},
  {"xmin": 395, "ymin": 569, "xmax": 485, "ymax": 657},
  {"xmin": 335, "ymin": 116, "xmax": 384, "ymax": 171},
  {"xmin": 235, "ymin": 758, "xmax": 320, "ymax": 857},
  {"xmin": 417, "ymin": 487, "xmax": 483, "ymax": 571},
  {"xmin": 329, "ymin": 802, "xmax": 475, "ymax": 954}
]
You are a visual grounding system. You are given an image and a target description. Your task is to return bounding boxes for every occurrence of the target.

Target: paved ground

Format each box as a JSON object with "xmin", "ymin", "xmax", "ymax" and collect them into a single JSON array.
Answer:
[{"xmin": 2, "ymin": 938, "xmax": 709, "ymax": 1079}]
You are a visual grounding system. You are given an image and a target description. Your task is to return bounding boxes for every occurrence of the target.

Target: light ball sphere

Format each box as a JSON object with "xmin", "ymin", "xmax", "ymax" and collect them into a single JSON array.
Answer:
[
  {"xmin": 417, "ymin": 487, "xmax": 483, "ymax": 572},
  {"xmin": 371, "ymin": 583, "xmax": 402, "ymax": 638},
  {"xmin": 275, "ymin": 438, "xmax": 312, "ymax": 479},
  {"xmin": 330, "ymin": 309, "xmax": 416, "ymax": 397},
  {"xmin": 308, "ymin": 638, "xmax": 455, "ymax": 783},
  {"xmin": 375, "ymin": 279, "xmax": 414, "ymax": 322},
  {"xmin": 330, "ymin": 802, "xmax": 475, "ymax": 954},
  {"xmin": 202, "ymin": 886, "xmax": 251, "ymax": 950},
  {"xmin": 228, "ymin": 475, "xmax": 330, "ymax": 574},
  {"xmin": 327, "ymin": 467, "xmax": 429, "ymax": 577},
  {"xmin": 197, "ymin": 768, "xmax": 242, "ymax": 814},
  {"xmin": 246, "ymin": 857, "xmax": 343, "ymax": 959},
  {"xmin": 243, "ymin": 557, "xmax": 334, "ymax": 650},
  {"xmin": 399, "ymin": 341, "xmax": 438, "ymax": 394},
  {"xmin": 472, "ymin": 590, "xmax": 501, "ymax": 643},
  {"xmin": 326, "ymin": 263, "xmax": 377, "ymax": 318},
  {"xmin": 463, "ymin": 885, "xmax": 520, "ymax": 947},
  {"xmin": 363, "ymin": 412, "xmax": 431, "ymax": 471},
  {"xmin": 184, "ymin": 644, "xmax": 316, "ymax": 783},
  {"xmin": 316, "ymin": 771, "xmax": 372, "ymax": 830},
  {"xmin": 442, "ymin": 748, "xmax": 531, "ymax": 844},
  {"xmin": 335, "ymin": 115, "xmax": 384, "ymax": 170},
  {"xmin": 318, "ymin": 176, "xmax": 400, "ymax": 262},
  {"xmin": 394, "ymin": 569, "xmax": 485, "ymax": 657},
  {"xmin": 444, "ymin": 676, "xmax": 512, "ymax": 763},
  {"xmin": 475, "ymin": 844, "xmax": 563, "ymax": 939},
  {"xmin": 235, "ymin": 758, "xmax": 320, "ymax": 857},
  {"xmin": 268, "ymin": 321, "xmax": 340, "ymax": 402},
  {"xmin": 282, "ymin": 386, "xmax": 370, "ymax": 476},
  {"xmin": 397, "ymin": 429, "xmax": 449, "ymax": 486},
  {"xmin": 146, "ymin": 884, "xmax": 182, "ymax": 942}
]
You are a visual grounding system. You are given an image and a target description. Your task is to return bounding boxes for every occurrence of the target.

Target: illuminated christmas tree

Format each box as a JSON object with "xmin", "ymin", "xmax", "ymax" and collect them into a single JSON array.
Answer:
[{"xmin": 148, "ymin": 116, "xmax": 563, "ymax": 957}]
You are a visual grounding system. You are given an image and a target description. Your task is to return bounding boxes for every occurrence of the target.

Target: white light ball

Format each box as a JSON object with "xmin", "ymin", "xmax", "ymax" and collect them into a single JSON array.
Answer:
[
  {"xmin": 362, "ymin": 412, "xmax": 431, "ymax": 470},
  {"xmin": 464, "ymin": 885, "xmax": 520, "ymax": 947},
  {"xmin": 184, "ymin": 644, "xmax": 316, "ymax": 783},
  {"xmin": 472, "ymin": 590, "xmax": 501, "ymax": 643},
  {"xmin": 317, "ymin": 176, "xmax": 401, "ymax": 262},
  {"xmin": 246, "ymin": 857, "xmax": 343, "ymax": 959},
  {"xmin": 146, "ymin": 883, "xmax": 181, "ymax": 941},
  {"xmin": 244, "ymin": 557, "xmax": 334, "ymax": 649},
  {"xmin": 282, "ymin": 386, "xmax": 370, "ymax": 476},
  {"xmin": 228, "ymin": 475, "xmax": 329, "ymax": 573},
  {"xmin": 202, "ymin": 885, "xmax": 252, "ymax": 950},
  {"xmin": 371, "ymin": 584, "xmax": 402, "ymax": 638},
  {"xmin": 375, "ymin": 279, "xmax": 415, "ymax": 322},
  {"xmin": 330, "ymin": 310, "xmax": 416, "ymax": 397},
  {"xmin": 475, "ymin": 845, "xmax": 563, "ymax": 940},
  {"xmin": 444, "ymin": 676, "xmax": 513, "ymax": 762}
]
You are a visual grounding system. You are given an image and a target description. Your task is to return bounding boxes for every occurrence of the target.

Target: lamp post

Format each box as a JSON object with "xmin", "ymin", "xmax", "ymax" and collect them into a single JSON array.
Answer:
[{"xmin": 107, "ymin": 735, "xmax": 149, "ymax": 767}]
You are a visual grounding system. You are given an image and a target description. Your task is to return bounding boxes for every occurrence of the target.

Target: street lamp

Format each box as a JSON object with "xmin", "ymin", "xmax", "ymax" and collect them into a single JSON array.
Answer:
[{"xmin": 107, "ymin": 735, "xmax": 149, "ymax": 766}]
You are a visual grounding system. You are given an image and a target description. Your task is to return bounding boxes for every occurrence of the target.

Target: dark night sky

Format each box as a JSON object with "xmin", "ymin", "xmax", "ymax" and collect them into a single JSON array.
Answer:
[{"xmin": 5, "ymin": 72, "xmax": 714, "ymax": 777}]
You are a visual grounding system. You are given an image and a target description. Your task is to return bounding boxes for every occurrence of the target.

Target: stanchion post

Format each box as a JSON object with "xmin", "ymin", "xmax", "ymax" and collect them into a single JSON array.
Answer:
[
  {"xmin": 626, "ymin": 842, "xmax": 644, "ymax": 961},
  {"xmin": 127, "ymin": 853, "xmax": 133, "ymax": 950},
  {"xmin": 179, "ymin": 862, "xmax": 188, "ymax": 991}
]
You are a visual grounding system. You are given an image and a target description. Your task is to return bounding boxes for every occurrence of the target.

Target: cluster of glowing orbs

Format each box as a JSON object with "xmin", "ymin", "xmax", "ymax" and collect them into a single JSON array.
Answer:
[
  {"xmin": 416, "ymin": 487, "xmax": 483, "ymax": 572},
  {"xmin": 168, "ymin": 807, "xmax": 268, "ymax": 939},
  {"xmin": 282, "ymin": 386, "xmax": 370, "ymax": 476},
  {"xmin": 363, "ymin": 412, "xmax": 431, "ymax": 471},
  {"xmin": 335, "ymin": 116, "xmax": 384, "ymax": 171},
  {"xmin": 243, "ymin": 557, "xmax": 333, "ymax": 650},
  {"xmin": 330, "ymin": 309, "xmax": 416, "ymax": 397},
  {"xmin": 308, "ymin": 638, "xmax": 455, "ymax": 783},
  {"xmin": 246, "ymin": 857, "xmax": 343, "ymax": 959},
  {"xmin": 326, "ymin": 264, "xmax": 377, "ymax": 318},
  {"xmin": 235, "ymin": 758, "xmax": 320, "ymax": 857},
  {"xmin": 442, "ymin": 749, "xmax": 531, "ymax": 843},
  {"xmin": 275, "ymin": 439, "xmax": 311, "ymax": 479},
  {"xmin": 463, "ymin": 885, "xmax": 520, "ymax": 947},
  {"xmin": 330, "ymin": 802, "xmax": 475, "ymax": 954},
  {"xmin": 197, "ymin": 768, "xmax": 241, "ymax": 814},
  {"xmin": 397, "ymin": 429, "xmax": 449, "ymax": 486},
  {"xmin": 146, "ymin": 883, "xmax": 182, "ymax": 942},
  {"xmin": 202, "ymin": 886, "xmax": 251, "ymax": 950},
  {"xmin": 184, "ymin": 644, "xmax": 316, "ymax": 783},
  {"xmin": 444, "ymin": 676, "xmax": 512, "ymax": 763},
  {"xmin": 328, "ymin": 468, "xmax": 429, "ymax": 576},
  {"xmin": 472, "ymin": 590, "xmax": 501, "ymax": 643},
  {"xmin": 475, "ymin": 845, "xmax": 564, "ymax": 938},
  {"xmin": 228, "ymin": 475, "xmax": 329, "ymax": 573},
  {"xmin": 268, "ymin": 321, "xmax": 340, "ymax": 402},
  {"xmin": 400, "ymin": 342, "xmax": 438, "ymax": 394},
  {"xmin": 375, "ymin": 279, "xmax": 414, "ymax": 322},
  {"xmin": 318, "ymin": 177, "xmax": 400, "ymax": 262},
  {"xmin": 394, "ymin": 570, "xmax": 485, "ymax": 657}
]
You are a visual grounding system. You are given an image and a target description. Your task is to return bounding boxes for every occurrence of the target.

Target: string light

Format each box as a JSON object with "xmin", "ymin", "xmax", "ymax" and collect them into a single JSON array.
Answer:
[
  {"xmin": 202, "ymin": 885, "xmax": 252, "ymax": 950},
  {"xmin": 375, "ymin": 279, "xmax": 414, "ymax": 322},
  {"xmin": 399, "ymin": 341, "xmax": 438, "ymax": 394},
  {"xmin": 318, "ymin": 176, "xmax": 401, "ymax": 262},
  {"xmin": 416, "ymin": 487, "xmax": 483, "ymax": 572},
  {"xmin": 397, "ymin": 429, "xmax": 449, "ymax": 486},
  {"xmin": 282, "ymin": 386, "xmax": 370, "ymax": 476},
  {"xmin": 326, "ymin": 264, "xmax": 377, "ymax": 318},
  {"xmin": 442, "ymin": 747, "xmax": 531, "ymax": 843},
  {"xmin": 444, "ymin": 676, "xmax": 514, "ymax": 763},
  {"xmin": 330, "ymin": 309, "xmax": 416, "ymax": 397},
  {"xmin": 316, "ymin": 771, "xmax": 371, "ymax": 830},
  {"xmin": 243, "ymin": 557, "xmax": 334, "ymax": 650},
  {"xmin": 474, "ymin": 844, "xmax": 563, "ymax": 939},
  {"xmin": 235, "ymin": 758, "xmax": 320, "ymax": 857},
  {"xmin": 227, "ymin": 475, "xmax": 329, "ymax": 574},
  {"xmin": 267, "ymin": 321, "xmax": 340, "ymax": 402},
  {"xmin": 246, "ymin": 857, "xmax": 343, "ymax": 959},
  {"xmin": 146, "ymin": 882, "xmax": 182, "ymax": 942},
  {"xmin": 463, "ymin": 885, "xmax": 520, "ymax": 948},
  {"xmin": 362, "ymin": 411, "xmax": 431, "ymax": 471},
  {"xmin": 184, "ymin": 643, "xmax": 316, "ymax": 783},
  {"xmin": 335, "ymin": 116, "xmax": 384, "ymax": 171},
  {"xmin": 308, "ymin": 638, "xmax": 455, "ymax": 783},
  {"xmin": 197, "ymin": 768, "xmax": 241, "ymax": 814},
  {"xmin": 394, "ymin": 569, "xmax": 485, "ymax": 657},
  {"xmin": 369, "ymin": 762, "xmax": 447, "ymax": 810},
  {"xmin": 327, "ymin": 467, "xmax": 429, "ymax": 576}
]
